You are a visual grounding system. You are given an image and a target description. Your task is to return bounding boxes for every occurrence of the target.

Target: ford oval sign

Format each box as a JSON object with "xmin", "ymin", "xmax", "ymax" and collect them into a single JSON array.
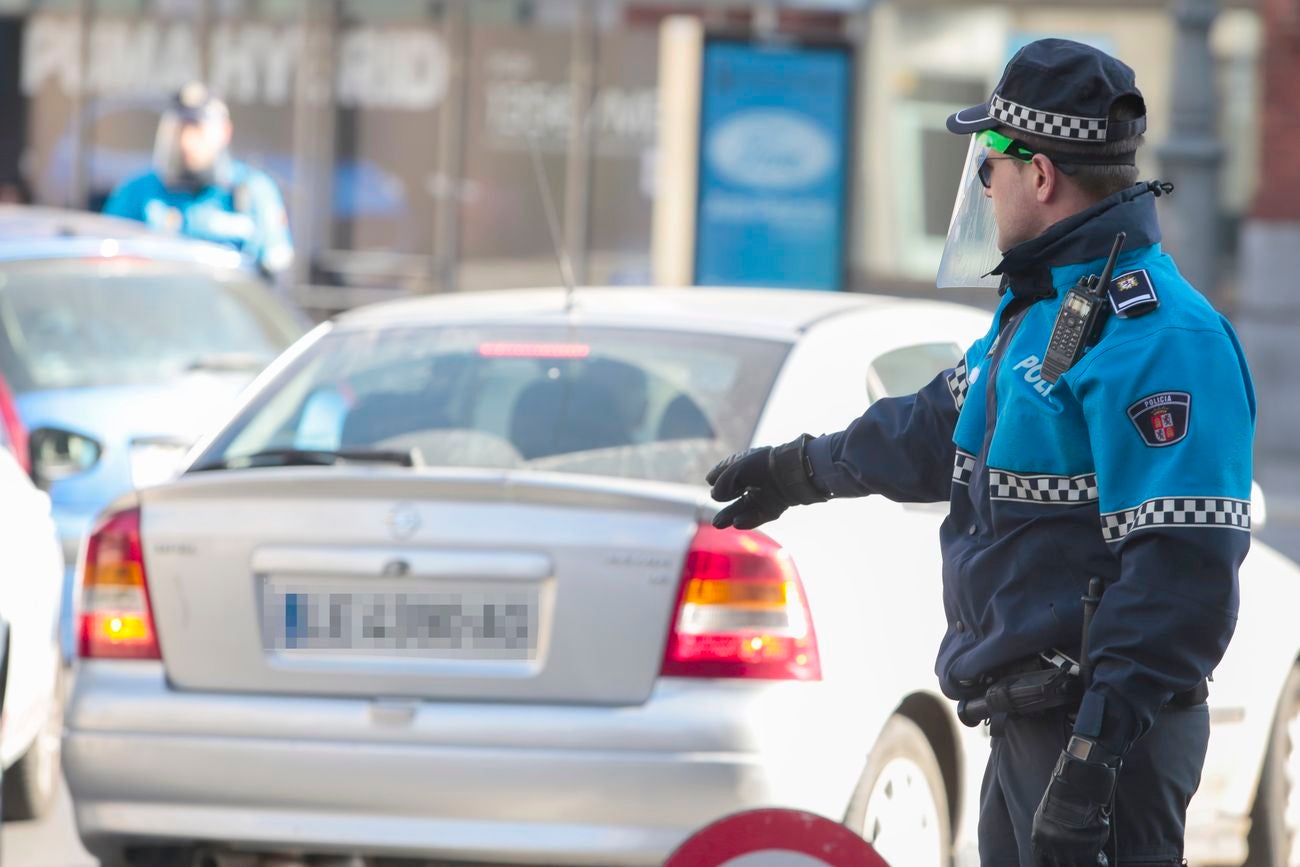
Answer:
[
  {"xmin": 693, "ymin": 39, "xmax": 853, "ymax": 290},
  {"xmin": 705, "ymin": 109, "xmax": 836, "ymax": 191}
]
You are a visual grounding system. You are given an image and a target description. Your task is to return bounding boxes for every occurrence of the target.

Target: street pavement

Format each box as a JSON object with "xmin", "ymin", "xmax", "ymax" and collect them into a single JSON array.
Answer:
[{"xmin": 3, "ymin": 779, "xmax": 96, "ymax": 867}]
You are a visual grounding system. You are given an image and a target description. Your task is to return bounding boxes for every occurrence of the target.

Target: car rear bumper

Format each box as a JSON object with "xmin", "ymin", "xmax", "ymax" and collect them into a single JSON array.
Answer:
[{"xmin": 65, "ymin": 661, "xmax": 865, "ymax": 866}]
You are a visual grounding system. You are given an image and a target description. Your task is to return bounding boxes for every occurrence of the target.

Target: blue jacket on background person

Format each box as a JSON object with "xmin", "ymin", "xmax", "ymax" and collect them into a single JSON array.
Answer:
[
  {"xmin": 103, "ymin": 82, "xmax": 294, "ymax": 279},
  {"xmin": 104, "ymin": 159, "xmax": 294, "ymax": 277}
]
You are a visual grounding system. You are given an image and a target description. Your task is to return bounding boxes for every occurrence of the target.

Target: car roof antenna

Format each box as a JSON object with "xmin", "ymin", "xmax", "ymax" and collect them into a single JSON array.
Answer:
[{"xmin": 526, "ymin": 129, "xmax": 577, "ymax": 314}]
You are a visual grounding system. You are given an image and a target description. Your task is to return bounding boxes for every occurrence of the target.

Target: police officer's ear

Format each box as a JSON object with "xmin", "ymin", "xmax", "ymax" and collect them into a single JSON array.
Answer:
[{"xmin": 1028, "ymin": 153, "xmax": 1060, "ymax": 204}]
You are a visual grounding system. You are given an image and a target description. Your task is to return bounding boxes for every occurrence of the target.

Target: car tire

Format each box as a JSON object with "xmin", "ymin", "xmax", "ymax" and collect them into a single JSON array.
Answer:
[
  {"xmin": 2, "ymin": 668, "xmax": 64, "ymax": 821},
  {"xmin": 1247, "ymin": 661, "xmax": 1300, "ymax": 867},
  {"xmin": 845, "ymin": 714, "xmax": 952, "ymax": 867}
]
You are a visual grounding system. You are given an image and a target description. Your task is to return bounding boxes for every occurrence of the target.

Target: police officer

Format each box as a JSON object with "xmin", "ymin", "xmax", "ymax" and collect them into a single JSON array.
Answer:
[
  {"xmin": 104, "ymin": 82, "xmax": 295, "ymax": 279},
  {"xmin": 706, "ymin": 39, "xmax": 1254, "ymax": 867}
]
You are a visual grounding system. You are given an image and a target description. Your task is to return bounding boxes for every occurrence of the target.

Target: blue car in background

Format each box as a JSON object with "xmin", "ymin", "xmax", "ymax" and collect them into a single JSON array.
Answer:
[{"xmin": 0, "ymin": 206, "xmax": 306, "ymax": 660}]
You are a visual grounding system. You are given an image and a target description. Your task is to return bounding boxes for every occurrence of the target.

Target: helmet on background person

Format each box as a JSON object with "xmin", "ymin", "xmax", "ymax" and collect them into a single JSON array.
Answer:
[{"xmin": 152, "ymin": 82, "xmax": 233, "ymax": 192}]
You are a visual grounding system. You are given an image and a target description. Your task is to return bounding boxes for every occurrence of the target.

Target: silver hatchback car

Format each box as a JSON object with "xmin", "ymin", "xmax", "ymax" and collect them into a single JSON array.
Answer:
[{"xmin": 63, "ymin": 288, "xmax": 1300, "ymax": 867}]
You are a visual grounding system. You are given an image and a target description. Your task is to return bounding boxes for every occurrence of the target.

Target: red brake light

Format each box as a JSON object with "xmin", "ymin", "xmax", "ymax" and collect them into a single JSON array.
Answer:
[
  {"xmin": 0, "ymin": 375, "xmax": 29, "ymax": 475},
  {"xmin": 477, "ymin": 342, "xmax": 591, "ymax": 359},
  {"xmin": 79, "ymin": 507, "xmax": 161, "ymax": 660},
  {"xmin": 661, "ymin": 524, "xmax": 821, "ymax": 681}
]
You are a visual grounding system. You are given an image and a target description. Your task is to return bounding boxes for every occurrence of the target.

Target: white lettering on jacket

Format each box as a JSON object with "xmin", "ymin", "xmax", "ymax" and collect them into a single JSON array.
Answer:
[{"xmin": 1011, "ymin": 354, "xmax": 1054, "ymax": 397}]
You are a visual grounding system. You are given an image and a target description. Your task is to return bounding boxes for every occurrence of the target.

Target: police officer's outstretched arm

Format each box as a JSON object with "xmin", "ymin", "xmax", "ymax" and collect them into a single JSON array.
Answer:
[
  {"xmin": 708, "ymin": 332, "xmax": 994, "ymax": 529},
  {"xmin": 1069, "ymin": 318, "xmax": 1254, "ymax": 753}
]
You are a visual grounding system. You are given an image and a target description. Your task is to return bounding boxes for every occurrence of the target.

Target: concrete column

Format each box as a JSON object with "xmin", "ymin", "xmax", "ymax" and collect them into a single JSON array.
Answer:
[
  {"xmin": 1157, "ymin": 0, "xmax": 1223, "ymax": 302},
  {"xmin": 651, "ymin": 15, "xmax": 702, "ymax": 287}
]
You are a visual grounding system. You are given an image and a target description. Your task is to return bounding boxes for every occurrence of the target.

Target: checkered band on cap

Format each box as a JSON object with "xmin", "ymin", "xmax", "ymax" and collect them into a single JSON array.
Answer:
[
  {"xmin": 953, "ymin": 450, "xmax": 977, "ymax": 486},
  {"xmin": 1100, "ymin": 497, "xmax": 1252, "ymax": 542},
  {"xmin": 989, "ymin": 468, "xmax": 1099, "ymax": 504},
  {"xmin": 946, "ymin": 357, "xmax": 970, "ymax": 411},
  {"xmin": 991, "ymin": 94, "xmax": 1108, "ymax": 142}
]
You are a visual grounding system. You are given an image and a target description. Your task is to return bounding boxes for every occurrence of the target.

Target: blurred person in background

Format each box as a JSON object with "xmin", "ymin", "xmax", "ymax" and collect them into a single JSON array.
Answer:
[
  {"xmin": 706, "ymin": 39, "xmax": 1254, "ymax": 867},
  {"xmin": 104, "ymin": 82, "xmax": 294, "ymax": 280}
]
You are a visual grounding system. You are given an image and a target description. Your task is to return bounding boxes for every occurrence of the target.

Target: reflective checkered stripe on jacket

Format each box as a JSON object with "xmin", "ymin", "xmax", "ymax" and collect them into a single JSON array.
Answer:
[
  {"xmin": 947, "ymin": 357, "xmax": 970, "ymax": 411},
  {"xmin": 1100, "ymin": 497, "xmax": 1252, "ymax": 542},
  {"xmin": 988, "ymin": 468, "xmax": 1099, "ymax": 503},
  {"xmin": 953, "ymin": 450, "xmax": 976, "ymax": 486}
]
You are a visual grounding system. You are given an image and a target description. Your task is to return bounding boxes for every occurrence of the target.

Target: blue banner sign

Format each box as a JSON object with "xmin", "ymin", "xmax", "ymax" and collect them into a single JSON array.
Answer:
[{"xmin": 694, "ymin": 38, "xmax": 854, "ymax": 291}]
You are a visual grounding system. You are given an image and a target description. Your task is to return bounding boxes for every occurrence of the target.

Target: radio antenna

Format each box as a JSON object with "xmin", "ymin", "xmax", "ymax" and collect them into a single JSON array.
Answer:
[{"xmin": 526, "ymin": 130, "xmax": 577, "ymax": 313}]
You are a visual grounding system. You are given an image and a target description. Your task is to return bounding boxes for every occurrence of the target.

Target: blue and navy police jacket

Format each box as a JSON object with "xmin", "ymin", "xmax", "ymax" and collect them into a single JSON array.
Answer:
[
  {"xmin": 804, "ymin": 183, "xmax": 1255, "ymax": 755},
  {"xmin": 104, "ymin": 160, "xmax": 294, "ymax": 275}
]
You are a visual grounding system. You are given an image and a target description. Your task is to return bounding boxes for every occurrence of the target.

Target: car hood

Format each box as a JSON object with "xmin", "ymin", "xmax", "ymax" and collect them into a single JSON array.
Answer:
[{"xmin": 15, "ymin": 373, "xmax": 254, "ymax": 444}]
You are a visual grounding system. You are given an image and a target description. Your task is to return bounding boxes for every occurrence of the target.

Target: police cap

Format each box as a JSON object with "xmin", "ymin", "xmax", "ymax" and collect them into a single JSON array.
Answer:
[
  {"xmin": 946, "ymin": 38, "xmax": 1146, "ymax": 144},
  {"xmin": 170, "ymin": 82, "xmax": 230, "ymax": 126}
]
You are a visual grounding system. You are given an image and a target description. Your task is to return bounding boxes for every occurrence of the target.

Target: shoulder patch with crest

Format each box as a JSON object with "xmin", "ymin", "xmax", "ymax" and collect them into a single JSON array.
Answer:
[
  {"xmin": 1127, "ymin": 391, "xmax": 1191, "ymax": 447},
  {"xmin": 1108, "ymin": 269, "xmax": 1159, "ymax": 318}
]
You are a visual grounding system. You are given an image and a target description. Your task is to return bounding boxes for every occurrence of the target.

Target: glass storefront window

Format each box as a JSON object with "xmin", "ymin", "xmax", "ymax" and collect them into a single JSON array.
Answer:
[{"xmin": 587, "ymin": 21, "xmax": 659, "ymax": 286}]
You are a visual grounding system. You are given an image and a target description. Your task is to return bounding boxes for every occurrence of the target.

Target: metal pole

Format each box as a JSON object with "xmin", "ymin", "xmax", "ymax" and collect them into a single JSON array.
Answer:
[
  {"xmin": 197, "ymin": 0, "xmax": 211, "ymax": 82},
  {"xmin": 562, "ymin": 0, "xmax": 597, "ymax": 287},
  {"xmin": 289, "ymin": 0, "xmax": 337, "ymax": 305},
  {"xmin": 1157, "ymin": 0, "xmax": 1223, "ymax": 303},
  {"xmin": 432, "ymin": 0, "xmax": 469, "ymax": 294},
  {"xmin": 67, "ymin": 0, "xmax": 91, "ymax": 209}
]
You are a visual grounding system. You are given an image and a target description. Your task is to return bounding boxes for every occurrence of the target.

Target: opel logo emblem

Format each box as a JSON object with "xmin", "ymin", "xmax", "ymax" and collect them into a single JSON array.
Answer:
[{"xmin": 386, "ymin": 503, "xmax": 421, "ymax": 540}]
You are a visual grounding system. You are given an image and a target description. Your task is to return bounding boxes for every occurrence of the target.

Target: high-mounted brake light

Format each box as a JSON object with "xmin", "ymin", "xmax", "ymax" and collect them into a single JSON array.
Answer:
[
  {"xmin": 661, "ymin": 524, "xmax": 821, "ymax": 681},
  {"xmin": 477, "ymin": 342, "xmax": 591, "ymax": 359},
  {"xmin": 79, "ymin": 507, "xmax": 161, "ymax": 660}
]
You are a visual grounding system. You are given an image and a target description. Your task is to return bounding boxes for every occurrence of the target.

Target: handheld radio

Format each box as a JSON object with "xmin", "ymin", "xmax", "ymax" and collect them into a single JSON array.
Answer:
[{"xmin": 1040, "ymin": 232, "xmax": 1126, "ymax": 384}]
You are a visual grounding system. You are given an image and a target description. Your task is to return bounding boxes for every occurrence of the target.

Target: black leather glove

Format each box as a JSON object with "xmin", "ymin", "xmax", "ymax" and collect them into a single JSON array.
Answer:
[
  {"xmin": 706, "ymin": 435, "xmax": 827, "ymax": 530},
  {"xmin": 1031, "ymin": 737, "xmax": 1120, "ymax": 867}
]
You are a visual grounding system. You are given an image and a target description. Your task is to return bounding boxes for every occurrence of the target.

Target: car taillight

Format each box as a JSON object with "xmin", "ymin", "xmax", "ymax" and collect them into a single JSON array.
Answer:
[
  {"xmin": 0, "ymin": 375, "xmax": 29, "ymax": 475},
  {"xmin": 79, "ymin": 507, "xmax": 161, "ymax": 660},
  {"xmin": 661, "ymin": 524, "xmax": 821, "ymax": 681}
]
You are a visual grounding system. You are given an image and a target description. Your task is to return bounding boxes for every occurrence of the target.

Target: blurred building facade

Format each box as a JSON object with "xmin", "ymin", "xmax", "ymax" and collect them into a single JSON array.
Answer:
[
  {"xmin": 1238, "ymin": 0, "xmax": 1300, "ymax": 553},
  {"xmin": 0, "ymin": 0, "xmax": 1262, "ymax": 311}
]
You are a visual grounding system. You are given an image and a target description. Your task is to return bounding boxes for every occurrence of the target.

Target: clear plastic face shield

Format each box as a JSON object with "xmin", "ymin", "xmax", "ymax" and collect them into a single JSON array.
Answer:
[
  {"xmin": 152, "ymin": 98, "xmax": 231, "ymax": 189},
  {"xmin": 935, "ymin": 130, "xmax": 1033, "ymax": 290}
]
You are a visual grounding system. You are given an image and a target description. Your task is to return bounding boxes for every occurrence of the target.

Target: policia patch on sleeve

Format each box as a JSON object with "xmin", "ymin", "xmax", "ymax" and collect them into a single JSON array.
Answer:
[
  {"xmin": 1107, "ymin": 269, "xmax": 1159, "ymax": 318},
  {"xmin": 1128, "ymin": 392, "xmax": 1191, "ymax": 447}
]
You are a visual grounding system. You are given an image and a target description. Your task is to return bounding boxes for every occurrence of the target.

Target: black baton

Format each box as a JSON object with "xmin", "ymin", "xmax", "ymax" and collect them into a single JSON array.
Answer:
[{"xmin": 1080, "ymin": 577, "xmax": 1104, "ymax": 689}]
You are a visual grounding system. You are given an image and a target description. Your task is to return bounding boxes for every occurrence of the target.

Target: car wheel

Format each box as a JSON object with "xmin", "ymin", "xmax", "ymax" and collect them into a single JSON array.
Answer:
[
  {"xmin": 845, "ymin": 714, "xmax": 951, "ymax": 867},
  {"xmin": 1248, "ymin": 662, "xmax": 1300, "ymax": 867},
  {"xmin": 2, "ymin": 668, "xmax": 64, "ymax": 821}
]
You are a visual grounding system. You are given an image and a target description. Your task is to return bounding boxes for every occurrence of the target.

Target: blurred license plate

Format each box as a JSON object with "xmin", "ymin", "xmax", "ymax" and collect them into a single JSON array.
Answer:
[{"xmin": 262, "ymin": 583, "xmax": 538, "ymax": 659}]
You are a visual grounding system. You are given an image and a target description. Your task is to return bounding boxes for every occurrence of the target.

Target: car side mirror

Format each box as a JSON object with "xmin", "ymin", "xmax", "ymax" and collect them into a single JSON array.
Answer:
[{"xmin": 28, "ymin": 426, "xmax": 103, "ymax": 490}]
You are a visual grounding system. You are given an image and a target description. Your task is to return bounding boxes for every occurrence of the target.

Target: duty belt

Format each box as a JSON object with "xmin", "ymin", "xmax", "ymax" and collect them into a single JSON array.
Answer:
[{"xmin": 958, "ymin": 650, "xmax": 1208, "ymax": 728}]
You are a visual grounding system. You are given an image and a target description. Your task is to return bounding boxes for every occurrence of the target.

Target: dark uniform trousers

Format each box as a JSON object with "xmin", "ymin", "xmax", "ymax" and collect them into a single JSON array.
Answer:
[{"xmin": 979, "ymin": 703, "xmax": 1210, "ymax": 866}]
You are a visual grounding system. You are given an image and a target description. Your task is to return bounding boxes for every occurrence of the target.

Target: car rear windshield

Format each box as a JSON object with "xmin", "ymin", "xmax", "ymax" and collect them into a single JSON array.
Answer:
[
  {"xmin": 200, "ymin": 324, "xmax": 791, "ymax": 487},
  {"xmin": 0, "ymin": 260, "xmax": 302, "ymax": 393}
]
